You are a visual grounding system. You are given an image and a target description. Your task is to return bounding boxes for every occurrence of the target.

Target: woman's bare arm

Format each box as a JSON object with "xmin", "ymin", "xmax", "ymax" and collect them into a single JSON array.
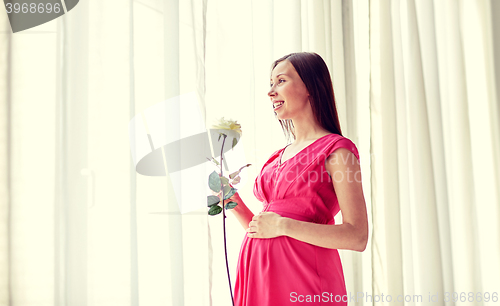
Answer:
[
  {"xmin": 214, "ymin": 189, "xmax": 255, "ymax": 231},
  {"xmin": 228, "ymin": 192, "xmax": 255, "ymax": 231}
]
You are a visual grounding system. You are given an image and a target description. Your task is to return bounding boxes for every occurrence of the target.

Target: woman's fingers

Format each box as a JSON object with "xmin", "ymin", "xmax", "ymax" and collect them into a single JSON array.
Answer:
[
  {"xmin": 211, "ymin": 189, "xmax": 238, "ymax": 206},
  {"xmin": 248, "ymin": 220, "xmax": 256, "ymax": 227}
]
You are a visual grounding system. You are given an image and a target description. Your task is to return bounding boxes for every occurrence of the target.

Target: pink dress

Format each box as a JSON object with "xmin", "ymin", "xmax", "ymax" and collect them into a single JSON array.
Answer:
[{"xmin": 234, "ymin": 133, "xmax": 360, "ymax": 306}]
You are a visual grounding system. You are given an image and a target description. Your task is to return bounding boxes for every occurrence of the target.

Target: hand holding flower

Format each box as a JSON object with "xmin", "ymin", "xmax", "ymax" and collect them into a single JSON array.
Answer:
[
  {"xmin": 211, "ymin": 188, "xmax": 241, "ymax": 207},
  {"xmin": 206, "ymin": 117, "xmax": 249, "ymax": 306}
]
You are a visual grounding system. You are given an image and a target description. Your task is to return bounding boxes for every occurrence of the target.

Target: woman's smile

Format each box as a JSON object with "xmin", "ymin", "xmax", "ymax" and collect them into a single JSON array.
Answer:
[{"xmin": 273, "ymin": 101, "xmax": 284, "ymax": 110}]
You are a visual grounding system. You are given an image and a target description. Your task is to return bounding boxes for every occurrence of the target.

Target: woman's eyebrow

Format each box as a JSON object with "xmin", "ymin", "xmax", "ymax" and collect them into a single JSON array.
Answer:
[{"xmin": 270, "ymin": 73, "xmax": 287, "ymax": 81}]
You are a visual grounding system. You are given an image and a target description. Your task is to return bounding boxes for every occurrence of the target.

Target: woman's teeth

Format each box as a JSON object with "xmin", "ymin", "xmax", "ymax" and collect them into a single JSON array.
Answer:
[{"xmin": 273, "ymin": 102, "xmax": 284, "ymax": 109}]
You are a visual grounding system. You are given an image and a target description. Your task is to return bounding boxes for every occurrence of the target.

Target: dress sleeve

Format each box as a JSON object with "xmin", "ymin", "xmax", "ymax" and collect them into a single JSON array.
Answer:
[{"xmin": 325, "ymin": 136, "xmax": 360, "ymax": 163}]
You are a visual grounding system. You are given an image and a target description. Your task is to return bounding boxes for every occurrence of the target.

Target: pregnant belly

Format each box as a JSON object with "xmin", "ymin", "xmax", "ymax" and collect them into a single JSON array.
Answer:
[{"xmin": 240, "ymin": 233, "xmax": 345, "ymax": 285}]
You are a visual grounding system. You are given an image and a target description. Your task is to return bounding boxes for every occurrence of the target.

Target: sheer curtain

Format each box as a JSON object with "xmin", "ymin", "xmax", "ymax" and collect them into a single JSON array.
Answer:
[
  {"xmin": 370, "ymin": 0, "xmax": 500, "ymax": 305},
  {"xmin": 1, "ymin": 0, "xmax": 499, "ymax": 306}
]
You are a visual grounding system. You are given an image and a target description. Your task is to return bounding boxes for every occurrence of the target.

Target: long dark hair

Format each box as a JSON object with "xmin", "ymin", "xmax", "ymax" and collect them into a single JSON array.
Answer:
[{"xmin": 270, "ymin": 52, "xmax": 343, "ymax": 143}]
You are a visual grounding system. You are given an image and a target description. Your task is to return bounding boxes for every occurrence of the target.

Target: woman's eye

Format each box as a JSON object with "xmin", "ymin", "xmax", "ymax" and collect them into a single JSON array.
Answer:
[{"xmin": 270, "ymin": 79, "xmax": 285, "ymax": 87}]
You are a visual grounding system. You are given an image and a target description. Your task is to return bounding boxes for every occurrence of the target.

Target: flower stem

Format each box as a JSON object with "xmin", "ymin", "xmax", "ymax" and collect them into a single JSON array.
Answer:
[{"xmin": 219, "ymin": 134, "xmax": 235, "ymax": 306}]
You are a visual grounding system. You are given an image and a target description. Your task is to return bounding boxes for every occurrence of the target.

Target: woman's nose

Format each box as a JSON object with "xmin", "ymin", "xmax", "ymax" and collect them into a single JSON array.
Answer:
[{"xmin": 268, "ymin": 87, "xmax": 276, "ymax": 97}]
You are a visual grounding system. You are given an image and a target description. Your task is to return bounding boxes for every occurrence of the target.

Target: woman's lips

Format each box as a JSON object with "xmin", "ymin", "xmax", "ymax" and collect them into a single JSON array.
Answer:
[{"xmin": 273, "ymin": 101, "xmax": 284, "ymax": 109}]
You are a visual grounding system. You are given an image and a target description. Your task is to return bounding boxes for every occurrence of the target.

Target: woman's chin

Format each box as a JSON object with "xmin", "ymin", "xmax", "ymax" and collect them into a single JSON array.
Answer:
[{"xmin": 277, "ymin": 110, "xmax": 291, "ymax": 118}]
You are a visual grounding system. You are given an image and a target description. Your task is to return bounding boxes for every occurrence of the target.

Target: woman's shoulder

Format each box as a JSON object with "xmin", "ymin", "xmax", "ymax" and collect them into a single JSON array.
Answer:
[{"xmin": 323, "ymin": 134, "xmax": 360, "ymax": 161}]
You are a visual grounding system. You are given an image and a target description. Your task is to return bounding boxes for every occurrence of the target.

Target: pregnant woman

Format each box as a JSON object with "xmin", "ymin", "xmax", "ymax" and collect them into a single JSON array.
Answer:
[{"xmin": 225, "ymin": 52, "xmax": 369, "ymax": 306}]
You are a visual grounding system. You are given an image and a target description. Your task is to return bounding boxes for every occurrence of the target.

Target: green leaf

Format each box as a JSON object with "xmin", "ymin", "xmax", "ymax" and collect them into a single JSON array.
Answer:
[
  {"xmin": 232, "ymin": 138, "xmax": 237, "ymax": 150},
  {"xmin": 228, "ymin": 171, "xmax": 238, "ymax": 180},
  {"xmin": 220, "ymin": 176, "xmax": 229, "ymax": 186},
  {"xmin": 217, "ymin": 133, "xmax": 227, "ymax": 142},
  {"xmin": 224, "ymin": 187, "xmax": 237, "ymax": 200},
  {"xmin": 229, "ymin": 163, "xmax": 252, "ymax": 179},
  {"xmin": 208, "ymin": 205, "xmax": 222, "ymax": 215},
  {"xmin": 210, "ymin": 157, "xmax": 219, "ymax": 166},
  {"xmin": 208, "ymin": 171, "xmax": 221, "ymax": 193},
  {"xmin": 222, "ymin": 184, "xmax": 232, "ymax": 197},
  {"xmin": 225, "ymin": 201, "xmax": 238, "ymax": 210},
  {"xmin": 231, "ymin": 176, "xmax": 241, "ymax": 185},
  {"xmin": 207, "ymin": 195, "xmax": 220, "ymax": 207}
]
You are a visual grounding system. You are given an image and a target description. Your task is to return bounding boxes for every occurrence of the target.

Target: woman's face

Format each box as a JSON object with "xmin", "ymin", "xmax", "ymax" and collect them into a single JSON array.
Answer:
[{"xmin": 268, "ymin": 60, "xmax": 310, "ymax": 119}]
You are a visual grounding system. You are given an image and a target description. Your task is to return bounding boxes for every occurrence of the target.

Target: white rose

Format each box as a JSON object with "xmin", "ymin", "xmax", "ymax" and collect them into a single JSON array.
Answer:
[{"xmin": 211, "ymin": 117, "xmax": 242, "ymax": 136}]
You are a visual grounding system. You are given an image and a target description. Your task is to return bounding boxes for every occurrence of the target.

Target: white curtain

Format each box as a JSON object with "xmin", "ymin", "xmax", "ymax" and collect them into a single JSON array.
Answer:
[
  {"xmin": 1, "ymin": 0, "xmax": 499, "ymax": 306},
  {"xmin": 370, "ymin": 1, "xmax": 500, "ymax": 306}
]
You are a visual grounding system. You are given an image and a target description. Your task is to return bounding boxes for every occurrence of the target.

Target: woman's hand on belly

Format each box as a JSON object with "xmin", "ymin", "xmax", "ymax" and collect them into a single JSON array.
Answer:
[{"xmin": 246, "ymin": 212, "xmax": 285, "ymax": 239}]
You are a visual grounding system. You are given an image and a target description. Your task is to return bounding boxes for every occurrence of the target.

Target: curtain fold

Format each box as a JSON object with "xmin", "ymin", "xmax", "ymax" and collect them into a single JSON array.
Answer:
[
  {"xmin": 0, "ymin": 13, "xmax": 12, "ymax": 306},
  {"xmin": 460, "ymin": 0, "xmax": 500, "ymax": 292},
  {"xmin": 370, "ymin": 0, "xmax": 405, "ymax": 302},
  {"xmin": 370, "ymin": 1, "xmax": 500, "ymax": 305}
]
